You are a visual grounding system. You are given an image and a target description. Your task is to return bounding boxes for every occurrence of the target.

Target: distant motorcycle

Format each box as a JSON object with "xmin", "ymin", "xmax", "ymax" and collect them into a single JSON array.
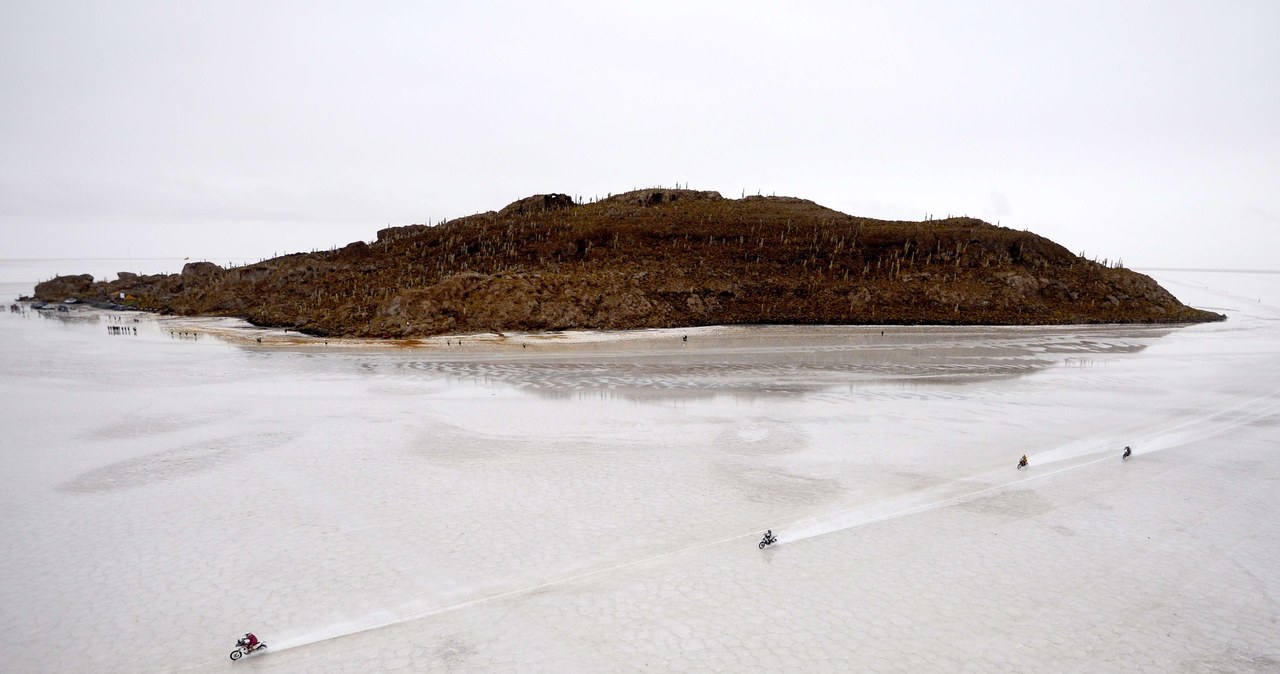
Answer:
[
  {"xmin": 1017, "ymin": 455, "xmax": 1029, "ymax": 469},
  {"xmin": 230, "ymin": 638, "xmax": 267, "ymax": 661},
  {"xmin": 1122, "ymin": 446, "xmax": 1132, "ymax": 460},
  {"xmin": 759, "ymin": 530, "xmax": 777, "ymax": 549}
]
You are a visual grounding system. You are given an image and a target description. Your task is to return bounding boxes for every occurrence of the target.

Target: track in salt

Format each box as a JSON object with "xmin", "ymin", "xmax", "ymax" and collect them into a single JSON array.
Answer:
[
  {"xmin": 233, "ymin": 385, "xmax": 1280, "ymax": 659},
  {"xmin": 260, "ymin": 528, "xmax": 759, "ymax": 655},
  {"xmin": 778, "ymin": 385, "xmax": 1280, "ymax": 546}
]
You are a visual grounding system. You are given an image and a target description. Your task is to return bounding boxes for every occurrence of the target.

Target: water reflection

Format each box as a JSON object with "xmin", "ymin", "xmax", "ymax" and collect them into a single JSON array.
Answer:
[
  {"xmin": 350, "ymin": 325, "xmax": 1176, "ymax": 403},
  {"xmin": 1, "ymin": 300, "xmax": 1183, "ymax": 404}
]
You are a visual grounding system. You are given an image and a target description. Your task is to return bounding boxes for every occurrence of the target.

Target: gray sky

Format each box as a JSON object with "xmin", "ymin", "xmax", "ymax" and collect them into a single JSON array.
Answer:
[{"xmin": 2, "ymin": 0, "xmax": 1277, "ymax": 270}]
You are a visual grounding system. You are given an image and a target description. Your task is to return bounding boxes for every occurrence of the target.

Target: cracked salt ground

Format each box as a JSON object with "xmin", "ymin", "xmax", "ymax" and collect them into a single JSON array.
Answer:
[{"xmin": 1, "ymin": 269, "xmax": 1278, "ymax": 672}]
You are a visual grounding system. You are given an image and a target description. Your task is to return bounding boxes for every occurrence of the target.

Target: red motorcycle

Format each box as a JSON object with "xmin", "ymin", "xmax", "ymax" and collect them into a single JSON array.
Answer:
[{"xmin": 230, "ymin": 635, "xmax": 268, "ymax": 661}]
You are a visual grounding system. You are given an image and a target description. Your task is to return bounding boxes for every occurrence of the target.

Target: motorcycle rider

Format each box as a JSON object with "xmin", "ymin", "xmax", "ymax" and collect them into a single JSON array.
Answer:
[
  {"xmin": 1018, "ymin": 454, "xmax": 1028, "ymax": 469},
  {"xmin": 242, "ymin": 632, "xmax": 260, "ymax": 652},
  {"xmin": 1122, "ymin": 446, "xmax": 1132, "ymax": 459}
]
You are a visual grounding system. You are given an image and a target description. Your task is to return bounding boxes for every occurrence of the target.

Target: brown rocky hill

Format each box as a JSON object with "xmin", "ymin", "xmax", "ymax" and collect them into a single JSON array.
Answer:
[{"xmin": 35, "ymin": 188, "xmax": 1223, "ymax": 337}]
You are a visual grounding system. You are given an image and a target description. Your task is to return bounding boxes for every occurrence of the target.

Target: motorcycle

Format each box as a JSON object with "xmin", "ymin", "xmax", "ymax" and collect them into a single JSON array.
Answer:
[
  {"xmin": 230, "ymin": 638, "xmax": 268, "ymax": 661},
  {"xmin": 759, "ymin": 530, "xmax": 777, "ymax": 549},
  {"xmin": 1017, "ymin": 455, "xmax": 1028, "ymax": 469}
]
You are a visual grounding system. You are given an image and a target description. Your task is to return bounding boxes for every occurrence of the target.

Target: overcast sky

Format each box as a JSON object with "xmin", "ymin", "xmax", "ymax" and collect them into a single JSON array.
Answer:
[{"xmin": 2, "ymin": 1, "xmax": 1277, "ymax": 271}]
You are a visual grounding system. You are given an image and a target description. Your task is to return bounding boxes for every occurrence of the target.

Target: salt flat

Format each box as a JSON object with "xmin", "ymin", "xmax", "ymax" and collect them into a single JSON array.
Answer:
[{"xmin": 1, "ymin": 269, "xmax": 1277, "ymax": 673}]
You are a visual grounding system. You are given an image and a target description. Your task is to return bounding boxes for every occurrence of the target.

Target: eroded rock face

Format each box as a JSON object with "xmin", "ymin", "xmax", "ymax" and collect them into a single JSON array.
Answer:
[
  {"xmin": 335, "ymin": 241, "xmax": 373, "ymax": 262},
  {"xmin": 30, "ymin": 189, "xmax": 1225, "ymax": 336},
  {"xmin": 376, "ymin": 224, "xmax": 429, "ymax": 244},
  {"xmin": 604, "ymin": 189, "xmax": 724, "ymax": 207},
  {"xmin": 497, "ymin": 193, "xmax": 576, "ymax": 217}
]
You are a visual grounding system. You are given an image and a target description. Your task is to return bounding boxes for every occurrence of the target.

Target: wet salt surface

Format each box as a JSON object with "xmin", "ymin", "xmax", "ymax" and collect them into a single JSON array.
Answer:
[{"xmin": 1, "ymin": 269, "xmax": 1278, "ymax": 672}]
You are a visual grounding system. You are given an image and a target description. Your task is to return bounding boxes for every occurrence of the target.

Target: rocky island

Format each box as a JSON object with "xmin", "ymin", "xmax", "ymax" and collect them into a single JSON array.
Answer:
[{"xmin": 34, "ymin": 188, "xmax": 1224, "ymax": 337}]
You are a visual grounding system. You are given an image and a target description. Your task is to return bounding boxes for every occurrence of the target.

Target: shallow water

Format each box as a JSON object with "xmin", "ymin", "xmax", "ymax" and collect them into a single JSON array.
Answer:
[{"xmin": 1, "ymin": 266, "xmax": 1277, "ymax": 672}]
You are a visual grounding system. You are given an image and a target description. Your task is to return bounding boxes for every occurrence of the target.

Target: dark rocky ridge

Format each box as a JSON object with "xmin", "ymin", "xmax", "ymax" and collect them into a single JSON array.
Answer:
[{"xmin": 34, "ymin": 188, "xmax": 1224, "ymax": 337}]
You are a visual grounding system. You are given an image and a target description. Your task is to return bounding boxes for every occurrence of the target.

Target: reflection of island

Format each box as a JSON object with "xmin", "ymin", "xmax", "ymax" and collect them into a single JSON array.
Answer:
[
  {"xmin": 28, "ymin": 304, "xmax": 99, "ymax": 324},
  {"xmin": 359, "ymin": 324, "xmax": 1172, "ymax": 403},
  {"xmin": 32, "ymin": 189, "xmax": 1222, "ymax": 338}
]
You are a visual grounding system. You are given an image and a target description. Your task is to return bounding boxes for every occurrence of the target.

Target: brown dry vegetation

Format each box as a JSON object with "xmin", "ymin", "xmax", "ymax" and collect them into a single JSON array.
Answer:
[{"xmin": 35, "ymin": 188, "xmax": 1223, "ymax": 337}]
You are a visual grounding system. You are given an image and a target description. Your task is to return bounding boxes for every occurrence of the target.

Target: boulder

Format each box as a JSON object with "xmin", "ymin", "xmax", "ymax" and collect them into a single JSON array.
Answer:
[
  {"xmin": 33, "ymin": 274, "xmax": 96, "ymax": 301},
  {"xmin": 181, "ymin": 261, "xmax": 224, "ymax": 280}
]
